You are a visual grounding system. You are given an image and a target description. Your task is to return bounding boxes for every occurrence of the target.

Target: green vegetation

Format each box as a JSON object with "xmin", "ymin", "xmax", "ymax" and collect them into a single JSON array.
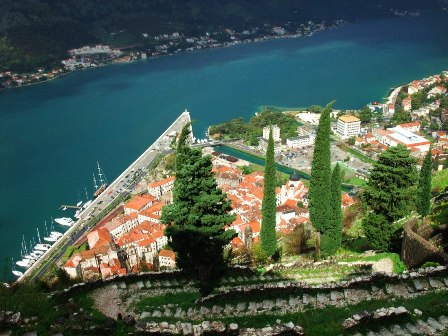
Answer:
[
  {"xmin": 327, "ymin": 163, "xmax": 343, "ymax": 255},
  {"xmin": 161, "ymin": 124, "xmax": 236, "ymax": 296},
  {"xmin": 261, "ymin": 127, "xmax": 278, "ymax": 258},
  {"xmin": 1, "ymin": 0, "xmax": 441, "ymax": 72},
  {"xmin": 60, "ymin": 242, "xmax": 88, "ymax": 264},
  {"xmin": 362, "ymin": 145, "xmax": 418, "ymax": 250},
  {"xmin": 209, "ymin": 108, "xmax": 298, "ymax": 143},
  {"xmin": 432, "ymin": 168, "xmax": 448, "ymax": 192},
  {"xmin": 309, "ymin": 102, "xmax": 333, "ymax": 256},
  {"xmin": 417, "ymin": 150, "xmax": 433, "ymax": 217}
]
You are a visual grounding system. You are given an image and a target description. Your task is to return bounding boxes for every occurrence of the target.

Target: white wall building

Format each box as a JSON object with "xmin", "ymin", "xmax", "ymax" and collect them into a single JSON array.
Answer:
[
  {"xmin": 336, "ymin": 115, "xmax": 361, "ymax": 139},
  {"xmin": 286, "ymin": 135, "xmax": 315, "ymax": 148},
  {"xmin": 263, "ymin": 125, "xmax": 281, "ymax": 142}
]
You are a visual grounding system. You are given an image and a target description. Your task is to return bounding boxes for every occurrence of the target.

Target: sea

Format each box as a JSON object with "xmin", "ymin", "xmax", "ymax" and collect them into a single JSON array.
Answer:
[{"xmin": 1, "ymin": 10, "xmax": 447, "ymax": 280}]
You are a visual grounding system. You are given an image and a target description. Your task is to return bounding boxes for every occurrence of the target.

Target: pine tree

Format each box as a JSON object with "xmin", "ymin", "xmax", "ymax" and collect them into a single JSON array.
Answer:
[
  {"xmin": 161, "ymin": 124, "xmax": 236, "ymax": 296},
  {"xmin": 309, "ymin": 102, "xmax": 333, "ymax": 254},
  {"xmin": 260, "ymin": 126, "xmax": 277, "ymax": 258},
  {"xmin": 321, "ymin": 163, "xmax": 342, "ymax": 255},
  {"xmin": 362, "ymin": 144, "xmax": 418, "ymax": 249},
  {"xmin": 417, "ymin": 149, "xmax": 432, "ymax": 217}
]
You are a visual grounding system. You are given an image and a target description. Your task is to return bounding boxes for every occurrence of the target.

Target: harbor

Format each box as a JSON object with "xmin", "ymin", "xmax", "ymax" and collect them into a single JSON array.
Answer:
[{"xmin": 15, "ymin": 111, "xmax": 192, "ymax": 282}]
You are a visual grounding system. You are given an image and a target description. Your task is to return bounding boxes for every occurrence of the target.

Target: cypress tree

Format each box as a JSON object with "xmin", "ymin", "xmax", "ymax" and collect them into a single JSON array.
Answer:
[
  {"xmin": 322, "ymin": 163, "xmax": 342, "ymax": 255},
  {"xmin": 417, "ymin": 149, "xmax": 432, "ymax": 217},
  {"xmin": 261, "ymin": 126, "xmax": 277, "ymax": 258},
  {"xmin": 309, "ymin": 102, "xmax": 333, "ymax": 254},
  {"xmin": 161, "ymin": 124, "xmax": 236, "ymax": 297}
]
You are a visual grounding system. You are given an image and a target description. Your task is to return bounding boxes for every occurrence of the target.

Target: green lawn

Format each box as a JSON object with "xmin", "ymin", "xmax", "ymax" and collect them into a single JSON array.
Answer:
[{"xmin": 343, "ymin": 147, "xmax": 376, "ymax": 165}]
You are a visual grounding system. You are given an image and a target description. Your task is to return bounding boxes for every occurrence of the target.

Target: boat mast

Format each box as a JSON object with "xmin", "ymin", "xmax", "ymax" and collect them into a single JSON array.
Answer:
[
  {"xmin": 85, "ymin": 187, "xmax": 89, "ymax": 201},
  {"xmin": 97, "ymin": 161, "xmax": 108, "ymax": 185},
  {"xmin": 44, "ymin": 221, "xmax": 48, "ymax": 236},
  {"xmin": 93, "ymin": 174, "xmax": 98, "ymax": 190},
  {"xmin": 37, "ymin": 228, "xmax": 41, "ymax": 244}
]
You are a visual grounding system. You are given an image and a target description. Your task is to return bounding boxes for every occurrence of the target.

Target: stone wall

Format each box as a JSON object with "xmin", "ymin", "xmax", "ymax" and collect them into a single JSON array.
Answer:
[{"xmin": 401, "ymin": 218, "xmax": 448, "ymax": 269}]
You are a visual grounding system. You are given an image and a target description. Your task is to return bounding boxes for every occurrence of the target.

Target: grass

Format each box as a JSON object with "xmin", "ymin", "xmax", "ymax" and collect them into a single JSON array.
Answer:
[
  {"xmin": 134, "ymin": 291, "xmax": 200, "ymax": 313},
  {"xmin": 342, "ymin": 146, "xmax": 376, "ymax": 165},
  {"xmin": 338, "ymin": 252, "xmax": 406, "ymax": 274},
  {"xmin": 216, "ymin": 290, "xmax": 448, "ymax": 336},
  {"xmin": 432, "ymin": 168, "xmax": 448, "ymax": 192}
]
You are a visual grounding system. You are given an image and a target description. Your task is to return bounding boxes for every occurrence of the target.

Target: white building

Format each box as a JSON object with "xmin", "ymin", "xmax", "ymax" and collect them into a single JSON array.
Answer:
[
  {"xmin": 147, "ymin": 176, "xmax": 175, "ymax": 198},
  {"xmin": 336, "ymin": 115, "xmax": 361, "ymax": 139},
  {"xmin": 263, "ymin": 125, "xmax": 281, "ymax": 142},
  {"xmin": 384, "ymin": 127, "xmax": 430, "ymax": 152},
  {"xmin": 286, "ymin": 135, "xmax": 315, "ymax": 148}
]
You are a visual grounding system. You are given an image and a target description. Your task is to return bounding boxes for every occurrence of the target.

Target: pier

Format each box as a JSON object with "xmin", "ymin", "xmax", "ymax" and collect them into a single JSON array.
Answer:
[{"xmin": 17, "ymin": 110, "xmax": 192, "ymax": 282}]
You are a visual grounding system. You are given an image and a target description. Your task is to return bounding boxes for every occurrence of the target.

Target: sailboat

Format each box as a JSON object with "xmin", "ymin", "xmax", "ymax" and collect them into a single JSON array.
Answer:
[
  {"xmin": 12, "ymin": 258, "xmax": 24, "ymax": 277},
  {"xmin": 93, "ymin": 162, "xmax": 108, "ymax": 198}
]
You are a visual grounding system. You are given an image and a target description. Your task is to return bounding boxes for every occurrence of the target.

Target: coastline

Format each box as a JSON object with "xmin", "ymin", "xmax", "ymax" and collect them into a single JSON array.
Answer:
[{"xmin": 0, "ymin": 20, "xmax": 346, "ymax": 92}]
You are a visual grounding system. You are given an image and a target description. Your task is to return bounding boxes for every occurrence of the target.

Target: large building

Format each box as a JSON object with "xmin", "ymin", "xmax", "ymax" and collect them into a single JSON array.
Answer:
[
  {"xmin": 336, "ymin": 115, "xmax": 361, "ymax": 139},
  {"xmin": 384, "ymin": 127, "xmax": 430, "ymax": 152},
  {"xmin": 263, "ymin": 125, "xmax": 281, "ymax": 142},
  {"xmin": 286, "ymin": 135, "xmax": 315, "ymax": 148}
]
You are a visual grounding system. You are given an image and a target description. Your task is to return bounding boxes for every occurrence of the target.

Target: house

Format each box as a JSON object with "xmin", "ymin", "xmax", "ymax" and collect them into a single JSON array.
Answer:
[
  {"xmin": 402, "ymin": 97, "xmax": 412, "ymax": 112},
  {"xmin": 408, "ymin": 81, "xmax": 422, "ymax": 95},
  {"xmin": 212, "ymin": 165, "xmax": 242, "ymax": 188},
  {"xmin": 427, "ymin": 86, "xmax": 447, "ymax": 98},
  {"xmin": 124, "ymin": 194, "xmax": 156, "ymax": 214},
  {"xmin": 396, "ymin": 121, "xmax": 420, "ymax": 133},
  {"xmin": 336, "ymin": 115, "xmax": 361, "ymax": 139},
  {"xmin": 278, "ymin": 173, "xmax": 308, "ymax": 206},
  {"xmin": 158, "ymin": 249, "xmax": 176, "ymax": 269},
  {"xmin": 104, "ymin": 212, "xmax": 139, "ymax": 238},
  {"xmin": 147, "ymin": 176, "xmax": 175, "ymax": 198},
  {"xmin": 87, "ymin": 227, "xmax": 112, "ymax": 249}
]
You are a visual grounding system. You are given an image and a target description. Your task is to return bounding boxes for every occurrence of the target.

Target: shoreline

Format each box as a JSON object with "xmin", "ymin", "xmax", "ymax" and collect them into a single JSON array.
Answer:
[{"xmin": 0, "ymin": 21, "xmax": 346, "ymax": 92}]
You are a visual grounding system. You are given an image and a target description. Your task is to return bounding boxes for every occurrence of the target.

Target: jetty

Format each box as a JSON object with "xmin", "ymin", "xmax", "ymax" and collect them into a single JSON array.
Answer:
[{"xmin": 17, "ymin": 110, "xmax": 192, "ymax": 282}]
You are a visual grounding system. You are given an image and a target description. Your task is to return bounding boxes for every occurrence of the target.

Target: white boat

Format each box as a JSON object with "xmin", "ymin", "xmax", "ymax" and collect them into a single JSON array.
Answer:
[
  {"xmin": 76, "ymin": 201, "xmax": 83, "ymax": 207},
  {"xmin": 62, "ymin": 207, "xmax": 67, "ymax": 211},
  {"xmin": 12, "ymin": 258, "xmax": 24, "ymax": 277},
  {"xmin": 82, "ymin": 200, "xmax": 92, "ymax": 209},
  {"xmin": 44, "ymin": 235, "xmax": 58, "ymax": 242},
  {"xmin": 34, "ymin": 243, "xmax": 51, "ymax": 251},
  {"xmin": 54, "ymin": 217, "xmax": 74, "ymax": 226},
  {"xmin": 32, "ymin": 250, "xmax": 44, "ymax": 257},
  {"xmin": 23, "ymin": 255, "xmax": 36, "ymax": 261},
  {"xmin": 50, "ymin": 231, "xmax": 63, "ymax": 238},
  {"xmin": 16, "ymin": 259, "xmax": 34, "ymax": 268},
  {"xmin": 30, "ymin": 253, "xmax": 41, "ymax": 259}
]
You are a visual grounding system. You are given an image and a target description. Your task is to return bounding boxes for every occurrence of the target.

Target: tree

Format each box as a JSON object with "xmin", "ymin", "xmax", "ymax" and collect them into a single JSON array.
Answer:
[
  {"xmin": 363, "ymin": 212, "xmax": 393, "ymax": 250},
  {"xmin": 363, "ymin": 145, "xmax": 418, "ymax": 222},
  {"xmin": 359, "ymin": 106, "xmax": 373, "ymax": 124},
  {"xmin": 417, "ymin": 150, "xmax": 432, "ymax": 217},
  {"xmin": 161, "ymin": 124, "xmax": 236, "ymax": 297},
  {"xmin": 347, "ymin": 137, "xmax": 356, "ymax": 146},
  {"xmin": 362, "ymin": 145, "xmax": 418, "ymax": 249},
  {"xmin": 260, "ymin": 126, "xmax": 277, "ymax": 258},
  {"xmin": 322, "ymin": 163, "xmax": 342, "ymax": 255},
  {"xmin": 309, "ymin": 102, "xmax": 334, "ymax": 255}
]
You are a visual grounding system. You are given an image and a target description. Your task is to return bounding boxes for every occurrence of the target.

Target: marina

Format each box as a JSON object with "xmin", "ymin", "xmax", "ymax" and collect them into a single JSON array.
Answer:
[{"xmin": 14, "ymin": 111, "xmax": 191, "ymax": 281}]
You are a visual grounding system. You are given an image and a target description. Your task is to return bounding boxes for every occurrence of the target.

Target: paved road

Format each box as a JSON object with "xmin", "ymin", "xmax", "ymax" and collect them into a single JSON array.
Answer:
[{"xmin": 18, "ymin": 111, "xmax": 191, "ymax": 282}]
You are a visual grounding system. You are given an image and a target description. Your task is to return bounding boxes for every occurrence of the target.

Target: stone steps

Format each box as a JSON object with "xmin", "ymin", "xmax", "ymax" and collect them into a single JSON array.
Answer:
[{"xmin": 358, "ymin": 315, "xmax": 448, "ymax": 336}]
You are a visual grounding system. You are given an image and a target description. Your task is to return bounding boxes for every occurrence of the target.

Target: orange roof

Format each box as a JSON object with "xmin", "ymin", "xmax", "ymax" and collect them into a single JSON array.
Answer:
[
  {"xmin": 117, "ymin": 221, "xmax": 165, "ymax": 247},
  {"xmin": 125, "ymin": 194, "xmax": 155, "ymax": 211},
  {"xmin": 105, "ymin": 212, "xmax": 138, "ymax": 231},
  {"xmin": 398, "ymin": 121, "xmax": 420, "ymax": 128},
  {"xmin": 231, "ymin": 236, "xmax": 244, "ymax": 248},
  {"xmin": 342, "ymin": 193, "xmax": 354, "ymax": 206},
  {"xmin": 159, "ymin": 249, "xmax": 175, "ymax": 261},
  {"xmin": 339, "ymin": 115, "xmax": 360, "ymax": 123},
  {"xmin": 148, "ymin": 176, "xmax": 175, "ymax": 188}
]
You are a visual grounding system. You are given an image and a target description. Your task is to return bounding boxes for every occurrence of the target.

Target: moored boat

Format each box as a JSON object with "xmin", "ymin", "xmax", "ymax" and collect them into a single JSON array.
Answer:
[{"xmin": 54, "ymin": 217, "xmax": 74, "ymax": 226}]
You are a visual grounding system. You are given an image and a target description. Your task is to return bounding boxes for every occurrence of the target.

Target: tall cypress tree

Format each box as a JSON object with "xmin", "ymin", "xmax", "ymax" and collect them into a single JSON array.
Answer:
[
  {"xmin": 161, "ymin": 124, "xmax": 236, "ymax": 297},
  {"xmin": 261, "ymin": 126, "xmax": 277, "ymax": 258},
  {"xmin": 322, "ymin": 163, "xmax": 342, "ymax": 255},
  {"xmin": 417, "ymin": 149, "xmax": 432, "ymax": 217},
  {"xmin": 309, "ymin": 102, "xmax": 333, "ymax": 253}
]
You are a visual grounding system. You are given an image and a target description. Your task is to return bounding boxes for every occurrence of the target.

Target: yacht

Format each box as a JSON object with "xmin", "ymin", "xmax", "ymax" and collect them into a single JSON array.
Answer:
[
  {"xmin": 16, "ymin": 258, "xmax": 34, "ymax": 268},
  {"xmin": 54, "ymin": 217, "xmax": 74, "ymax": 226},
  {"xmin": 32, "ymin": 250, "xmax": 44, "ymax": 257},
  {"xmin": 44, "ymin": 231, "xmax": 62, "ymax": 242},
  {"xmin": 12, "ymin": 259, "xmax": 24, "ymax": 277},
  {"xmin": 34, "ymin": 243, "xmax": 51, "ymax": 251},
  {"xmin": 50, "ymin": 231, "xmax": 63, "ymax": 238}
]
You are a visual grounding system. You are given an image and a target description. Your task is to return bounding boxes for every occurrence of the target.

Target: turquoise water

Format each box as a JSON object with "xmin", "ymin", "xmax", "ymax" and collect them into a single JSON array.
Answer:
[{"xmin": 1, "ymin": 11, "xmax": 448, "ymax": 278}]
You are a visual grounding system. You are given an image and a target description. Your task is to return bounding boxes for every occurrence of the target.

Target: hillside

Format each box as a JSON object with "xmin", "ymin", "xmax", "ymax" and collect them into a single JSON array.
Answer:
[{"xmin": 0, "ymin": 0, "xmax": 444, "ymax": 72}]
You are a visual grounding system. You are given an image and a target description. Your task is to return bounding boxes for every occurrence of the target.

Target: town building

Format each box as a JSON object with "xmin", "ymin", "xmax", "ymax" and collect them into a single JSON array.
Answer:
[
  {"xmin": 383, "ymin": 127, "xmax": 430, "ymax": 152},
  {"xmin": 402, "ymin": 97, "xmax": 412, "ymax": 112},
  {"xmin": 262, "ymin": 125, "xmax": 281, "ymax": 142},
  {"xmin": 286, "ymin": 135, "xmax": 315, "ymax": 148},
  {"xmin": 124, "ymin": 194, "xmax": 156, "ymax": 214},
  {"xmin": 147, "ymin": 176, "xmax": 175, "ymax": 198},
  {"xmin": 336, "ymin": 115, "xmax": 361, "ymax": 139}
]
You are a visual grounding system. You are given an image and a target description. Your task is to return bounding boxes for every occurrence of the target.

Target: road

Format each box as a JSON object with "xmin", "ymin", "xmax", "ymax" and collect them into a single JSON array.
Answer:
[{"xmin": 18, "ymin": 110, "xmax": 191, "ymax": 282}]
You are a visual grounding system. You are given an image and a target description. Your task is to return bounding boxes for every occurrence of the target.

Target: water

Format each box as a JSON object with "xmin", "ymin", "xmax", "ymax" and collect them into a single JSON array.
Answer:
[{"xmin": 1, "ymin": 10, "xmax": 447, "ymax": 278}]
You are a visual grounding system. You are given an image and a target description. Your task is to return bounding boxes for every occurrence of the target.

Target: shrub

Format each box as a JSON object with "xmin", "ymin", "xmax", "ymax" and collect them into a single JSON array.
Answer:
[
  {"xmin": 362, "ymin": 213, "xmax": 393, "ymax": 250},
  {"xmin": 421, "ymin": 261, "xmax": 441, "ymax": 268}
]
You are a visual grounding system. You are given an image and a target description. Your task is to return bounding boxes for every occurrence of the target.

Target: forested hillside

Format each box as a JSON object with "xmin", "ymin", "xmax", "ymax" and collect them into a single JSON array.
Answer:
[{"xmin": 0, "ymin": 0, "xmax": 444, "ymax": 72}]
